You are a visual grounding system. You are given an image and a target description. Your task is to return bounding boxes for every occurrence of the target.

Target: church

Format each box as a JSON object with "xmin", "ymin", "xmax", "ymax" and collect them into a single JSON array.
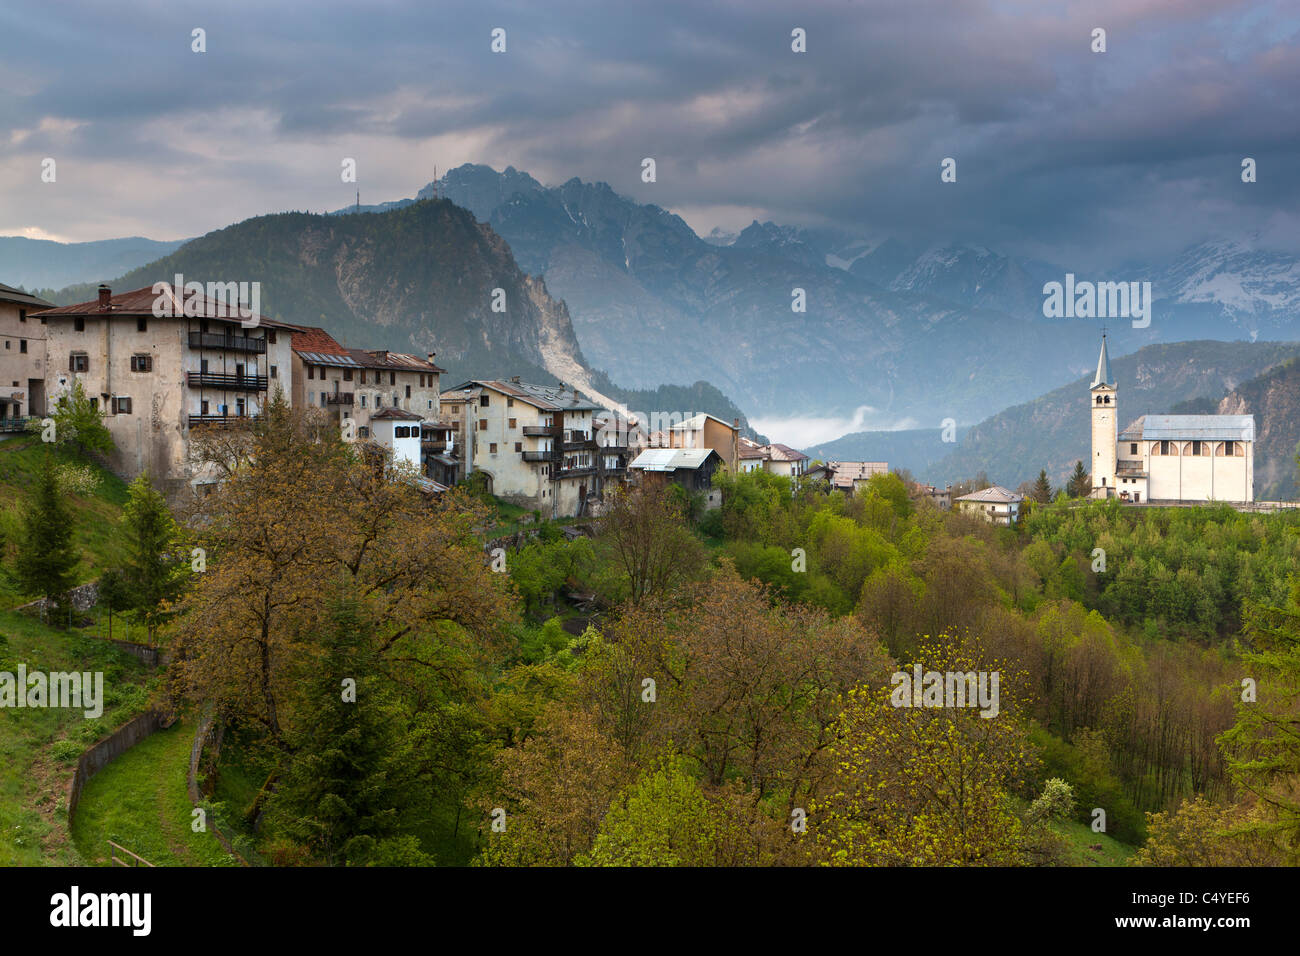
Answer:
[{"xmin": 1089, "ymin": 335, "xmax": 1254, "ymax": 504}]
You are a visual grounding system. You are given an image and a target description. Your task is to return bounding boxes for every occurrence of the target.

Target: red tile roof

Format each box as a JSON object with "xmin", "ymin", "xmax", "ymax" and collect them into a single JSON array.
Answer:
[{"xmin": 289, "ymin": 325, "xmax": 350, "ymax": 355}]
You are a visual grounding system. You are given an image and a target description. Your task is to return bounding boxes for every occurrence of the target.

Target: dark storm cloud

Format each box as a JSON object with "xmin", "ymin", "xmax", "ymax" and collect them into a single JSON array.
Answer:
[{"xmin": 1, "ymin": 0, "xmax": 1296, "ymax": 261}]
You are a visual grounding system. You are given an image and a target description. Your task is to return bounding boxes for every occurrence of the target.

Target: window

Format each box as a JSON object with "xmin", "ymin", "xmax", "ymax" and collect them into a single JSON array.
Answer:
[
  {"xmin": 359, "ymin": 427, "xmax": 370, "ymax": 438},
  {"xmin": 202, "ymin": 400, "xmax": 210, "ymax": 415},
  {"xmin": 19, "ymin": 340, "xmax": 26, "ymax": 354},
  {"xmin": 514, "ymin": 442, "xmax": 522, "ymax": 452},
  {"xmin": 270, "ymin": 365, "xmax": 278, "ymax": 379},
  {"xmin": 451, "ymin": 421, "xmax": 459, "ymax": 432},
  {"xmin": 428, "ymin": 400, "xmax": 433, "ymax": 409},
  {"xmin": 489, "ymin": 443, "xmax": 498, "ymax": 454},
  {"xmin": 3, "ymin": 341, "xmax": 8, "ymax": 350},
  {"xmin": 508, "ymin": 418, "xmax": 517, "ymax": 429},
  {"xmin": 1130, "ymin": 443, "xmax": 1138, "ymax": 455},
  {"xmin": 393, "ymin": 394, "xmax": 399, "ymax": 406},
  {"xmin": 507, "ymin": 398, "xmax": 514, "ymax": 408},
  {"xmin": 390, "ymin": 372, "xmax": 396, "ymax": 386},
  {"xmin": 405, "ymin": 385, "xmax": 411, "ymax": 399},
  {"xmin": 18, "ymin": 310, "xmax": 25, "ymax": 323},
  {"xmin": 268, "ymin": 330, "xmax": 277, "ymax": 344},
  {"xmin": 308, "ymin": 365, "xmax": 315, "ymax": 380},
  {"xmin": 69, "ymin": 353, "xmax": 89, "ymax": 372},
  {"xmin": 112, "ymin": 396, "xmax": 132, "ymax": 414},
  {"xmin": 359, "ymin": 370, "xmax": 366, "ymax": 384},
  {"xmin": 479, "ymin": 394, "xmax": 489, "ymax": 407},
  {"xmin": 360, "ymin": 395, "xmax": 367, "ymax": 408},
  {"xmin": 137, "ymin": 317, "xmax": 148, "ymax": 333},
  {"xmin": 130, "ymin": 354, "xmax": 152, "ymax": 372},
  {"xmin": 1224, "ymin": 440, "xmax": 1236, "ymax": 456},
  {"xmin": 74, "ymin": 318, "xmax": 85, "ymax": 332},
  {"xmin": 1191, "ymin": 440, "xmax": 1203, "ymax": 456}
]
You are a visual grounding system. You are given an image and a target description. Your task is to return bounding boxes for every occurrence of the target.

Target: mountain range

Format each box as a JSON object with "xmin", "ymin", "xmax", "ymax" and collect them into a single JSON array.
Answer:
[{"xmin": 3, "ymin": 164, "xmax": 1299, "ymax": 491}]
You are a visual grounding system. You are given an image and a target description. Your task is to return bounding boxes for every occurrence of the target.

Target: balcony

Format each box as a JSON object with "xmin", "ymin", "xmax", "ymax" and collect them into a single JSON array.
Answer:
[
  {"xmin": 422, "ymin": 438, "xmax": 449, "ymax": 452},
  {"xmin": 323, "ymin": 392, "xmax": 354, "ymax": 406},
  {"xmin": 522, "ymin": 424, "xmax": 557, "ymax": 437},
  {"xmin": 188, "ymin": 331, "xmax": 267, "ymax": 354},
  {"xmin": 187, "ymin": 371, "xmax": 268, "ymax": 391},
  {"xmin": 522, "ymin": 449, "xmax": 560, "ymax": 462},
  {"xmin": 558, "ymin": 465, "xmax": 596, "ymax": 478},
  {"xmin": 188, "ymin": 414, "xmax": 260, "ymax": 427}
]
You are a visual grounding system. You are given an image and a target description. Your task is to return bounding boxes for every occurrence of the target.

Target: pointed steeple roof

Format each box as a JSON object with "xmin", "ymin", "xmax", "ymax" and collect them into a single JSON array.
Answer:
[{"xmin": 1091, "ymin": 334, "xmax": 1112, "ymax": 388}]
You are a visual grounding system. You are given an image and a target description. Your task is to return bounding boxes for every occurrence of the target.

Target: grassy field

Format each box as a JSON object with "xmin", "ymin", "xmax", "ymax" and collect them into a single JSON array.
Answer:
[
  {"xmin": 70, "ymin": 717, "xmax": 237, "ymax": 867},
  {"xmin": 1053, "ymin": 818, "xmax": 1137, "ymax": 866},
  {"xmin": 0, "ymin": 434, "xmax": 129, "ymax": 609},
  {"xmin": 0, "ymin": 610, "xmax": 151, "ymax": 865}
]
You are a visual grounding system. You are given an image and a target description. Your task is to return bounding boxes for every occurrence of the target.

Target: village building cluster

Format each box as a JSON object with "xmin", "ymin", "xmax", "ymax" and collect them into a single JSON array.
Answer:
[{"xmin": 1, "ymin": 284, "xmax": 1258, "ymax": 519}]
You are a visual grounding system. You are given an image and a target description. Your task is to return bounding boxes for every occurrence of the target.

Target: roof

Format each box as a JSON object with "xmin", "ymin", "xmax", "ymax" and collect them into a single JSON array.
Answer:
[
  {"xmin": 955, "ymin": 485, "xmax": 1023, "ymax": 504},
  {"xmin": 1092, "ymin": 335, "xmax": 1112, "ymax": 388},
  {"xmin": 0, "ymin": 283, "xmax": 54, "ymax": 309},
  {"xmin": 291, "ymin": 326, "xmax": 443, "ymax": 373},
  {"xmin": 34, "ymin": 284, "xmax": 295, "ymax": 329},
  {"xmin": 629, "ymin": 448, "xmax": 719, "ymax": 471},
  {"xmin": 829, "ymin": 461, "xmax": 888, "ymax": 487},
  {"xmin": 1122, "ymin": 414, "xmax": 1255, "ymax": 442},
  {"xmin": 669, "ymin": 413, "xmax": 738, "ymax": 432},
  {"xmin": 370, "ymin": 407, "xmax": 425, "ymax": 421},
  {"xmin": 766, "ymin": 443, "xmax": 808, "ymax": 462},
  {"xmin": 442, "ymin": 379, "xmax": 603, "ymax": 413}
]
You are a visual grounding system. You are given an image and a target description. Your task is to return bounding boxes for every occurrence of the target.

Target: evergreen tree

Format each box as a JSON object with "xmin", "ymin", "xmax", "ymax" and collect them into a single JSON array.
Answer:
[
  {"xmin": 15, "ymin": 452, "xmax": 80, "ymax": 618},
  {"xmin": 1066, "ymin": 460, "xmax": 1091, "ymax": 498},
  {"xmin": 1032, "ymin": 469, "xmax": 1053, "ymax": 504},
  {"xmin": 268, "ymin": 593, "xmax": 410, "ymax": 865},
  {"xmin": 119, "ymin": 473, "xmax": 186, "ymax": 642}
]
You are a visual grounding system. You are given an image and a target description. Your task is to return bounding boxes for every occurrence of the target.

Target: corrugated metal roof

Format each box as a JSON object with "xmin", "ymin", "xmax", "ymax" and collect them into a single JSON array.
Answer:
[
  {"xmin": 1137, "ymin": 414, "xmax": 1255, "ymax": 442},
  {"xmin": 629, "ymin": 448, "xmax": 717, "ymax": 471},
  {"xmin": 296, "ymin": 350, "xmax": 361, "ymax": 367},
  {"xmin": 34, "ymin": 284, "xmax": 296, "ymax": 329}
]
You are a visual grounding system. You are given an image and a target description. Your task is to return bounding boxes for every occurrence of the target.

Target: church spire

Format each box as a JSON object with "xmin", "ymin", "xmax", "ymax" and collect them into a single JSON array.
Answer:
[{"xmin": 1091, "ymin": 333, "xmax": 1112, "ymax": 388}]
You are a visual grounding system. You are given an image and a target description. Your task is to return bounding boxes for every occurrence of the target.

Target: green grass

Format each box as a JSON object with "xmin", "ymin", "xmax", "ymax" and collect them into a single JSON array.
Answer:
[
  {"xmin": 70, "ymin": 717, "xmax": 238, "ymax": 867},
  {"xmin": 0, "ymin": 609, "xmax": 150, "ymax": 865},
  {"xmin": 1052, "ymin": 818, "xmax": 1138, "ymax": 866},
  {"xmin": 0, "ymin": 435, "xmax": 129, "ymax": 609}
]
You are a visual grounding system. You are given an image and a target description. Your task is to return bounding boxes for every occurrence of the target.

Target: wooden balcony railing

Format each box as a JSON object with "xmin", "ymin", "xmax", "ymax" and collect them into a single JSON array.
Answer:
[
  {"xmin": 188, "ymin": 414, "xmax": 260, "ymax": 427},
  {"xmin": 188, "ymin": 331, "xmax": 267, "ymax": 353},
  {"xmin": 187, "ymin": 371, "xmax": 268, "ymax": 391}
]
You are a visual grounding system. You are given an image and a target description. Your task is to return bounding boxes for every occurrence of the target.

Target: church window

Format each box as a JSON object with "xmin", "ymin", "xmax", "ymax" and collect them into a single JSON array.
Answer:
[
  {"xmin": 1104, "ymin": 395, "xmax": 1110, "ymax": 404},
  {"xmin": 1223, "ymin": 440, "xmax": 1236, "ymax": 456},
  {"xmin": 1096, "ymin": 396, "xmax": 1102, "ymax": 405}
]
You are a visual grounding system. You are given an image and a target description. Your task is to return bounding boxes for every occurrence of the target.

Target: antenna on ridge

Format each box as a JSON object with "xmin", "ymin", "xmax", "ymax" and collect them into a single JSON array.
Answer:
[{"xmin": 356, "ymin": 189, "xmax": 360, "ymax": 212}]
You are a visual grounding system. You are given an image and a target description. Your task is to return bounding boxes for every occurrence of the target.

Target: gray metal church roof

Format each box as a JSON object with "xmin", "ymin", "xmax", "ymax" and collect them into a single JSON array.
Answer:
[{"xmin": 1125, "ymin": 414, "xmax": 1255, "ymax": 442}]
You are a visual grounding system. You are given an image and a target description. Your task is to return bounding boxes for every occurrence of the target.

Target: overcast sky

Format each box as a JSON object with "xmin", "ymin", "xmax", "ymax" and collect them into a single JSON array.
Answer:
[{"xmin": 2, "ymin": 0, "xmax": 1296, "ymax": 267}]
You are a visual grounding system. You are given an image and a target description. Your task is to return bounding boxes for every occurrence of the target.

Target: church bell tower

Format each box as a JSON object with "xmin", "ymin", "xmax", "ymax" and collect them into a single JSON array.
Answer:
[{"xmin": 1090, "ymin": 334, "xmax": 1117, "ymax": 498}]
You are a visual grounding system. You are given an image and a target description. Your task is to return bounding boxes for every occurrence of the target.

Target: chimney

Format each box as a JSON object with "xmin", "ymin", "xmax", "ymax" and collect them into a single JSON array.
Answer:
[
  {"xmin": 97, "ymin": 284, "xmax": 111, "ymax": 309},
  {"xmin": 427, "ymin": 352, "xmax": 437, "ymax": 364},
  {"xmin": 511, "ymin": 375, "xmax": 520, "ymax": 383},
  {"xmin": 733, "ymin": 418, "xmax": 739, "ymax": 429}
]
